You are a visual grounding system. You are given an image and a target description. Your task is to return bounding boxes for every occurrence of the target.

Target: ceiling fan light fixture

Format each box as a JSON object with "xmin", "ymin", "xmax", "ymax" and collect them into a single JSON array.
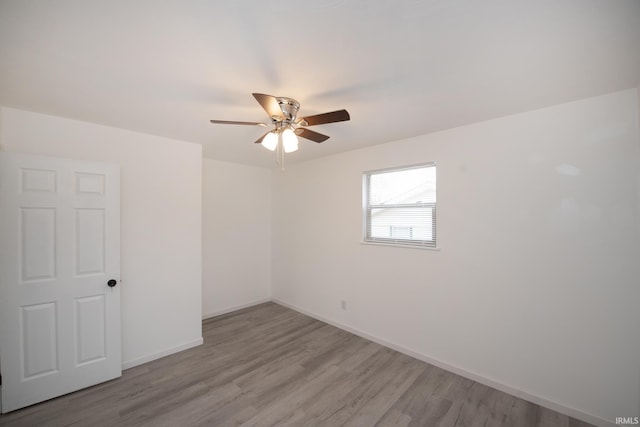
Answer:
[
  {"xmin": 282, "ymin": 128, "xmax": 299, "ymax": 153},
  {"xmin": 261, "ymin": 131, "xmax": 278, "ymax": 151},
  {"xmin": 209, "ymin": 93, "xmax": 350, "ymax": 162}
]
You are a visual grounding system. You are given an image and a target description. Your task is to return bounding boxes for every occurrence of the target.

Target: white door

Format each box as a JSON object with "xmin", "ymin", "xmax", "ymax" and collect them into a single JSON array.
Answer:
[{"xmin": 0, "ymin": 152, "xmax": 121, "ymax": 413}]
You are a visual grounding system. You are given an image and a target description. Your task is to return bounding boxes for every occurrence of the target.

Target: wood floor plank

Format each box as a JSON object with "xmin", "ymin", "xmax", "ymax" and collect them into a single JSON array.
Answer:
[
  {"xmin": 296, "ymin": 348, "xmax": 400, "ymax": 425},
  {"xmin": 375, "ymin": 409, "xmax": 413, "ymax": 427},
  {"xmin": 314, "ymin": 350, "xmax": 415, "ymax": 426},
  {"xmin": 341, "ymin": 356, "xmax": 426, "ymax": 427},
  {"xmin": 239, "ymin": 364, "xmax": 346, "ymax": 426},
  {"xmin": 134, "ymin": 382, "xmax": 246, "ymax": 427},
  {"xmin": 0, "ymin": 302, "xmax": 596, "ymax": 427},
  {"xmin": 386, "ymin": 364, "xmax": 456, "ymax": 422},
  {"xmin": 508, "ymin": 397, "xmax": 544, "ymax": 427}
]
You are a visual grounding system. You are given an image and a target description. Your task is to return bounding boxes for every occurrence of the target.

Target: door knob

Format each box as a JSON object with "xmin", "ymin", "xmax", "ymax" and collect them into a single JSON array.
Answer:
[{"xmin": 107, "ymin": 279, "xmax": 117, "ymax": 287}]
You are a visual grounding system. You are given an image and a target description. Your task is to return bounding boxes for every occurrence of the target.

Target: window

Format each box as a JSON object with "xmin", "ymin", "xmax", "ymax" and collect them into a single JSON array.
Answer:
[{"xmin": 363, "ymin": 163, "xmax": 436, "ymax": 248}]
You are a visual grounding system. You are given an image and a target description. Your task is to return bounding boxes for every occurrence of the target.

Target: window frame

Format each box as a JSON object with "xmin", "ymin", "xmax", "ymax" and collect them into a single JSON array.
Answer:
[{"xmin": 362, "ymin": 162, "xmax": 438, "ymax": 250}]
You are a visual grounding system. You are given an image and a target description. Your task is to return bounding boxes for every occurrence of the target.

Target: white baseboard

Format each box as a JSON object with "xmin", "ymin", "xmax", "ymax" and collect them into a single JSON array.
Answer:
[
  {"xmin": 271, "ymin": 298, "xmax": 612, "ymax": 427},
  {"xmin": 202, "ymin": 298, "xmax": 271, "ymax": 320},
  {"xmin": 121, "ymin": 337, "xmax": 204, "ymax": 370}
]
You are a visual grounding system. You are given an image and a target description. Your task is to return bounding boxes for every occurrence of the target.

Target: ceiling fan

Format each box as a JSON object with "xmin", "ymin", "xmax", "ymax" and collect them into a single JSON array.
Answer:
[{"xmin": 210, "ymin": 93, "xmax": 350, "ymax": 156}]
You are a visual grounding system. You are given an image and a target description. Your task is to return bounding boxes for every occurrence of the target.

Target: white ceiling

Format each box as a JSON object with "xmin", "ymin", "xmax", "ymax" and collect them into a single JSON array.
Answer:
[{"xmin": 1, "ymin": 1, "xmax": 639, "ymax": 168}]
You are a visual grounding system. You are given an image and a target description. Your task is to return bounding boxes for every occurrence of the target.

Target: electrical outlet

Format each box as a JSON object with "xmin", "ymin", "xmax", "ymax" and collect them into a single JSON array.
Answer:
[{"xmin": 341, "ymin": 300, "xmax": 347, "ymax": 310}]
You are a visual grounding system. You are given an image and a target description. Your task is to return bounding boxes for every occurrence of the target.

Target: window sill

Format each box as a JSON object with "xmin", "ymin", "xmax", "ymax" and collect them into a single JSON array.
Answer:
[{"xmin": 360, "ymin": 240, "xmax": 440, "ymax": 251}]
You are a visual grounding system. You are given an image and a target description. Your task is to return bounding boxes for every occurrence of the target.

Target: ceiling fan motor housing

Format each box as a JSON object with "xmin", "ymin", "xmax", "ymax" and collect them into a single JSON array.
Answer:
[{"xmin": 276, "ymin": 97, "xmax": 300, "ymax": 123}]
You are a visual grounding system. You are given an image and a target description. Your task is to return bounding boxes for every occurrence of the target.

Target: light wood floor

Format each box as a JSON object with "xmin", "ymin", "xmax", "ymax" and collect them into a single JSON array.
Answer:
[{"xmin": 0, "ymin": 302, "xmax": 594, "ymax": 427}]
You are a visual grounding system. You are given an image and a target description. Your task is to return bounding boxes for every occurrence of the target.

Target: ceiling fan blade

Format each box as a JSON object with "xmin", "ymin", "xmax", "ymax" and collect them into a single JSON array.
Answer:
[
  {"xmin": 210, "ymin": 120, "xmax": 267, "ymax": 127},
  {"xmin": 299, "ymin": 109, "xmax": 350, "ymax": 126},
  {"xmin": 254, "ymin": 131, "xmax": 271, "ymax": 144},
  {"xmin": 296, "ymin": 128, "xmax": 330, "ymax": 143},
  {"xmin": 252, "ymin": 93, "xmax": 284, "ymax": 121}
]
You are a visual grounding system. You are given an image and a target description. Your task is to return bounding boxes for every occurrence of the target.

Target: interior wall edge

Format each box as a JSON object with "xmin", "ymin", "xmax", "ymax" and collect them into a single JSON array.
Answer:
[
  {"xmin": 202, "ymin": 298, "xmax": 272, "ymax": 320},
  {"xmin": 121, "ymin": 337, "xmax": 203, "ymax": 371},
  {"xmin": 271, "ymin": 298, "xmax": 613, "ymax": 427},
  {"xmin": 0, "ymin": 106, "xmax": 4, "ymax": 150}
]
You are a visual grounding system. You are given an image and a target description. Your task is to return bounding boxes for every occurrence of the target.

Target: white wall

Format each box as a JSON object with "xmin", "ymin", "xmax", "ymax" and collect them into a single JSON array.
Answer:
[
  {"xmin": 0, "ymin": 107, "xmax": 203, "ymax": 368},
  {"xmin": 202, "ymin": 158, "xmax": 271, "ymax": 317},
  {"xmin": 272, "ymin": 89, "xmax": 640, "ymax": 426}
]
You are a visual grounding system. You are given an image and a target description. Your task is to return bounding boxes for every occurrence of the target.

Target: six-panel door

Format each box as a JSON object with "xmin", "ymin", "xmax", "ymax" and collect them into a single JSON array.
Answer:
[{"xmin": 0, "ymin": 152, "xmax": 121, "ymax": 413}]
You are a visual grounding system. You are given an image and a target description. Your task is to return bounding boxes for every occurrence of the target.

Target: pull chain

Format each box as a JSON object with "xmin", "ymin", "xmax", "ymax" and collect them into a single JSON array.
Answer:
[{"xmin": 274, "ymin": 132, "xmax": 285, "ymax": 172}]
